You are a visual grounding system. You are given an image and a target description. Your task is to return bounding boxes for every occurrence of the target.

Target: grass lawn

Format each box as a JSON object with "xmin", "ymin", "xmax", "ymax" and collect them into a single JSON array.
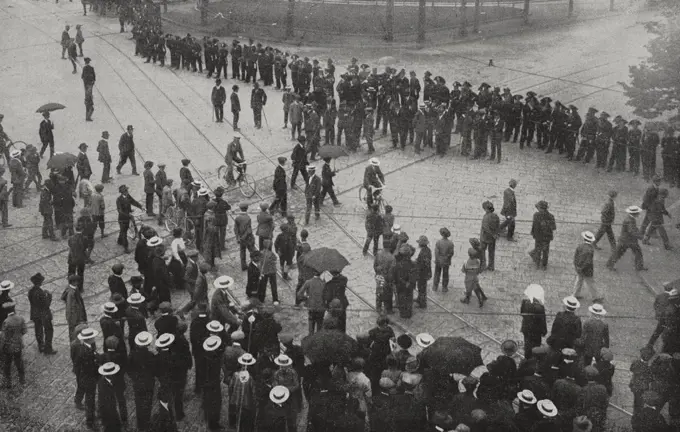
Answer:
[{"xmin": 165, "ymin": 0, "xmax": 521, "ymax": 39}]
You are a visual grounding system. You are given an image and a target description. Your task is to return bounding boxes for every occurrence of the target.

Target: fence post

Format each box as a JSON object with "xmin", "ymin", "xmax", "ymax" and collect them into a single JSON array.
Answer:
[
  {"xmin": 568, "ymin": 0, "xmax": 573, "ymax": 17},
  {"xmin": 386, "ymin": 0, "xmax": 394, "ymax": 41},
  {"xmin": 460, "ymin": 0, "xmax": 468, "ymax": 36},
  {"xmin": 473, "ymin": 0, "xmax": 480, "ymax": 33},
  {"xmin": 418, "ymin": 0, "xmax": 426, "ymax": 43},
  {"xmin": 523, "ymin": 0, "xmax": 529, "ymax": 24},
  {"xmin": 286, "ymin": 0, "xmax": 294, "ymax": 38}
]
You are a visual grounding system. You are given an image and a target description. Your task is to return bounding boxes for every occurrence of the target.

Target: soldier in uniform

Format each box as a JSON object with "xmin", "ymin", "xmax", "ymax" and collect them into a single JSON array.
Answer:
[
  {"xmin": 519, "ymin": 92, "xmax": 537, "ymax": 149},
  {"xmin": 337, "ymin": 101, "xmax": 349, "ymax": 146},
  {"xmin": 641, "ymin": 123, "xmax": 660, "ymax": 181},
  {"xmin": 461, "ymin": 107, "xmax": 474, "ymax": 157},
  {"xmin": 231, "ymin": 40, "xmax": 241, "ymax": 80},
  {"xmin": 607, "ymin": 116, "xmax": 628, "ymax": 172},
  {"xmin": 203, "ymin": 37, "xmax": 214, "ymax": 78},
  {"xmin": 536, "ymin": 97, "xmax": 552, "ymax": 149},
  {"xmin": 564, "ymin": 105, "xmax": 582, "ymax": 161},
  {"xmin": 412, "ymin": 104, "xmax": 427, "ymax": 154},
  {"xmin": 546, "ymin": 101, "xmax": 566, "ymax": 154},
  {"xmin": 213, "ymin": 187, "xmax": 230, "ymax": 251},
  {"xmin": 595, "ymin": 111, "xmax": 613, "ymax": 169},
  {"xmin": 628, "ymin": 119, "xmax": 643, "ymax": 175},
  {"xmin": 489, "ymin": 110, "xmax": 504, "ymax": 163},
  {"xmin": 364, "ymin": 107, "xmax": 376, "ymax": 154},
  {"xmin": 251, "ymin": 82, "xmax": 267, "ymax": 129},
  {"xmin": 661, "ymin": 127, "xmax": 678, "ymax": 186},
  {"xmin": 215, "ymin": 42, "xmax": 228, "ymax": 80},
  {"xmin": 505, "ymin": 95, "xmax": 523, "ymax": 143},
  {"xmin": 575, "ymin": 107, "xmax": 598, "ymax": 163}
]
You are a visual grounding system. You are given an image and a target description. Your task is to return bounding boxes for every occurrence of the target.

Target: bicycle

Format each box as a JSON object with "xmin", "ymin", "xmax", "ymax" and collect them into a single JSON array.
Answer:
[
  {"xmin": 359, "ymin": 184, "xmax": 387, "ymax": 212},
  {"xmin": 217, "ymin": 160, "xmax": 257, "ymax": 198},
  {"xmin": 0, "ymin": 140, "xmax": 28, "ymax": 168},
  {"xmin": 163, "ymin": 205, "xmax": 196, "ymax": 247},
  {"xmin": 127, "ymin": 210, "xmax": 144, "ymax": 240}
]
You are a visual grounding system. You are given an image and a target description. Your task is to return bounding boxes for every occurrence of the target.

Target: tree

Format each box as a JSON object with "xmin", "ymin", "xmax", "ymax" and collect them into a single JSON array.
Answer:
[
  {"xmin": 385, "ymin": 0, "xmax": 394, "ymax": 41},
  {"xmin": 418, "ymin": 0, "xmax": 426, "ymax": 43},
  {"xmin": 621, "ymin": 1, "xmax": 680, "ymax": 121}
]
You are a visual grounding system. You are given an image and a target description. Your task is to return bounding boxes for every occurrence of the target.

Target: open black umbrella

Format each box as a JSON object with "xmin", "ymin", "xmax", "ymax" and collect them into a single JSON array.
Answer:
[
  {"xmin": 36, "ymin": 103, "xmax": 66, "ymax": 113},
  {"xmin": 303, "ymin": 247, "xmax": 349, "ymax": 273},
  {"xmin": 418, "ymin": 336, "xmax": 483, "ymax": 376},
  {"xmin": 302, "ymin": 329, "xmax": 357, "ymax": 364},
  {"xmin": 47, "ymin": 152, "xmax": 78, "ymax": 170}
]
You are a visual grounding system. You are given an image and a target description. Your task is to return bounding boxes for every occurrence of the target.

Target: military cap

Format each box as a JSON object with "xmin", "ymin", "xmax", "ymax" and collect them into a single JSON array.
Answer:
[
  {"xmin": 568, "ymin": 105, "xmax": 578, "ymax": 111},
  {"xmin": 541, "ymin": 97, "xmax": 552, "ymax": 103},
  {"xmin": 453, "ymin": 81, "xmax": 461, "ymax": 86},
  {"xmin": 629, "ymin": 119, "xmax": 641, "ymax": 126},
  {"xmin": 600, "ymin": 111, "xmax": 610, "ymax": 118},
  {"xmin": 526, "ymin": 91, "xmax": 537, "ymax": 97},
  {"xmin": 478, "ymin": 82, "xmax": 490, "ymax": 89},
  {"xmin": 514, "ymin": 95, "xmax": 524, "ymax": 100}
]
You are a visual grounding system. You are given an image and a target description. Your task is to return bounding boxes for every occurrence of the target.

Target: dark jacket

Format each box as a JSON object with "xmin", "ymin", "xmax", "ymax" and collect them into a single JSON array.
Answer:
[
  {"xmin": 601, "ymin": 198, "xmax": 615, "ymax": 224},
  {"xmin": 364, "ymin": 210, "xmax": 383, "ymax": 236},
  {"xmin": 39, "ymin": 119, "xmax": 54, "ymax": 143},
  {"xmin": 321, "ymin": 163, "xmax": 335, "ymax": 187},
  {"xmin": 414, "ymin": 246, "xmax": 432, "ymax": 280},
  {"xmin": 305, "ymin": 175, "xmax": 322, "ymax": 199},
  {"xmin": 550, "ymin": 311, "xmax": 582, "ymax": 347},
  {"xmin": 619, "ymin": 214, "xmax": 642, "ymax": 245},
  {"xmin": 641, "ymin": 185, "xmax": 659, "ymax": 210},
  {"xmin": 531, "ymin": 210, "xmax": 556, "ymax": 242},
  {"xmin": 211, "ymin": 86, "xmax": 226, "ymax": 105},
  {"xmin": 480, "ymin": 211, "xmax": 500, "ymax": 243},
  {"xmin": 273, "ymin": 165, "xmax": 286, "ymax": 193},
  {"xmin": 291, "ymin": 143, "xmax": 308, "ymax": 168},
  {"xmin": 573, "ymin": 243, "xmax": 594, "ymax": 277},
  {"xmin": 118, "ymin": 132, "xmax": 135, "ymax": 154},
  {"xmin": 230, "ymin": 92, "xmax": 241, "ymax": 112},
  {"xmin": 107, "ymin": 275, "xmax": 128, "ymax": 299},
  {"xmin": 500, "ymin": 187, "xmax": 517, "ymax": 217},
  {"xmin": 28, "ymin": 285, "xmax": 52, "ymax": 321},
  {"xmin": 632, "ymin": 406, "xmax": 670, "ymax": 432},
  {"xmin": 81, "ymin": 65, "xmax": 96, "ymax": 85},
  {"xmin": 520, "ymin": 299, "xmax": 547, "ymax": 336}
]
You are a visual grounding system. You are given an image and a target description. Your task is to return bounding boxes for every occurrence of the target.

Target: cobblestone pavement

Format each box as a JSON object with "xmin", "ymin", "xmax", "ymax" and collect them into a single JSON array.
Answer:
[{"xmin": 0, "ymin": 0, "xmax": 673, "ymax": 429}]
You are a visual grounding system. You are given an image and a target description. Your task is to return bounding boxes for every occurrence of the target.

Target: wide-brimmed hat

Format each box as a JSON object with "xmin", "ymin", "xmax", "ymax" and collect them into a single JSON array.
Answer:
[
  {"xmin": 416, "ymin": 333, "xmax": 434, "ymax": 348},
  {"xmin": 269, "ymin": 385, "xmax": 290, "ymax": 404},
  {"xmin": 0, "ymin": 280, "xmax": 14, "ymax": 291},
  {"xmin": 274, "ymin": 354, "xmax": 292, "ymax": 367},
  {"xmin": 369, "ymin": 157, "xmax": 380, "ymax": 166},
  {"xmin": 563, "ymin": 296, "xmax": 580, "ymax": 310},
  {"xmin": 78, "ymin": 328, "xmax": 99, "ymax": 340},
  {"xmin": 588, "ymin": 303, "xmax": 607, "ymax": 315},
  {"xmin": 581, "ymin": 231, "xmax": 595, "ymax": 243},
  {"xmin": 127, "ymin": 293, "xmax": 145, "ymax": 304},
  {"xmin": 391, "ymin": 224, "xmax": 401, "ymax": 234},
  {"xmin": 98, "ymin": 362, "xmax": 120, "ymax": 376},
  {"xmin": 30, "ymin": 273, "xmax": 45, "ymax": 285},
  {"xmin": 147, "ymin": 236, "xmax": 162, "ymax": 247},
  {"xmin": 197, "ymin": 188, "xmax": 209, "ymax": 197},
  {"xmin": 155, "ymin": 333, "xmax": 175, "ymax": 348},
  {"xmin": 206, "ymin": 320, "xmax": 224, "ymax": 333},
  {"xmin": 537, "ymin": 399, "xmax": 558, "ymax": 417},
  {"xmin": 9, "ymin": 149, "xmax": 21, "ymax": 158},
  {"xmin": 517, "ymin": 389, "xmax": 537, "ymax": 404},
  {"xmin": 135, "ymin": 331, "xmax": 153, "ymax": 347},
  {"xmin": 214, "ymin": 275, "xmax": 234, "ymax": 289},
  {"xmin": 102, "ymin": 302, "xmax": 118, "ymax": 314},
  {"xmin": 203, "ymin": 335, "xmax": 222, "ymax": 352},
  {"xmin": 626, "ymin": 206, "xmax": 642, "ymax": 215},
  {"xmin": 238, "ymin": 353, "xmax": 256, "ymax": 366},
  {"xmin": 501, "ymin": 340, "xmax": 518, "ymax": 356},
  {"xmin": 396, "ymin": 334, "xmax": 412, "ymax": 350}
]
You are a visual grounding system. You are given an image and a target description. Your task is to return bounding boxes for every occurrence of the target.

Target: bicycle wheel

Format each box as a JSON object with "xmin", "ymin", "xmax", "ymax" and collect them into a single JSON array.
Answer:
[
  {"xmin": 164, "ymin": 207, "xmax": 177, "ymax": 232},
  {"xmin": 127, "ymin": 218, "xmax": 138, "ymax": 240},
  {"xmin": 184, "ymin": 218, "xmax": 196, "ymax": 247},
  {"xmin": 217, "ymin": 165, "xmax": 229, "ymax": 185},
  {"xmin": 9, "ymin": 141, "xmax": 27, "ymax": 152},
  {"xmin": 358, "ymin": 186, "xmax": 368, "ymax": 207},
  {"xmin": 239, "ymin": 174, "xmax": 257, "ymax": 198}
]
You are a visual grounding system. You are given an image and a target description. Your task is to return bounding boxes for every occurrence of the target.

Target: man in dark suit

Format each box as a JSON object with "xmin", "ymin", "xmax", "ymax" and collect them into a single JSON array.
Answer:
[
  {"xmin": 290, "ymin": 136, "xmax": 309, "ymax": 189},
  {"xmin": 143, "ymin": 161, "xmax": 156, "ymax": 216},
  {"xmin": 578, "ymin": 366, "xmax": 609, "ymax": 432},
  {"xmin": 97, "ymin": 362, "xmax": 123, "ymax": 431},
  {"xmin": 100, "ymin": 302, "xmax": 127, "ymax": 359},
  {"xmin": 631, "ymin": 391, "xmax": 670, "ymax": 432},
  {"xmin": 0, "ymin": 302, "xmax": 27, "ymax": 387},
  {"xmin": 479, "ymin": 200, "xmax": 500, "ymax": 271},
  {"xmin": 27, "ymin": 273, "xmax": 56, "ymax": 354},
  {"xmin": 116, "ymin": 184, "xmax": 142, "ymax": 253},
  {"xmin": 529, "ymin": 200, "xmax": 556, "ymax": 270},
  {"xmin": 211, "ymin": 79, "xmax": 226, "ymax": 122},
  {"xmin": 550, "ymin": 296, "xmax": 582, "ymax": 348},
  {"xmin": 39, "ymin": 111, "xmax": 55, "ymax": 159},
  {"xmin": 189, "ymin": 304, "xmax": 210, "ymax": 394},
  {"xmin": 230, "ymin": 85, "xmax": 241, "ymax": 131},
  {"xmin": 128, "ymin": 331, "xmax": 157, "ymax": 431},
  {"xmin": 269, "ymin": 156, "xmax": 288, "ymax": 217},
  {"xmin": 592, "ymin": 190, "xmax": 617, "ymax": 250},
  {"xmin": 125, "ymin": 293, "xmax": 147, "ymax": 350},
  {"xmin": 251, "ymin": 82, "xmax": 267, "ymax": 129},
  {"xmin": 116, "ymin": 125, "xmax": 138, "ymax": 175},
  {"xmin": 304, "ymin": 166, "xmax": 322, "ymax": 225},
  {"xmin": 320, "ymin": 157, "xmax": 341, "ymax": 206},
  {"xmin": 81, "ymin": 57, "xmax": 96, "ymax": 121},
  {"xmin": 606, "ymin": 205, "xmax": 646, "ymax": 271},
  {"xmin": 213, "ymin": 187, "xmax": 231, "ymax": 251},
  {"xmin": 68, "ymin": 224, "xmax": 88, "ymax": 287},
  {"xmin": 640, "ymin": 175, "xmax": 661, "ymax": 234},
  {"xmin": 155, "ymin": 302, "xmax": 179, "ymax": 336},
  {"xmin": 76, "ymin": 143, "xmax": 92, "ymax": 181},
  {"xmin": 72, "ymin": 327, "xmax": 100, "ymax": 429},
  {"xmin": 499, "ymin": 178, "xmax": 517, "ymax": 241}
]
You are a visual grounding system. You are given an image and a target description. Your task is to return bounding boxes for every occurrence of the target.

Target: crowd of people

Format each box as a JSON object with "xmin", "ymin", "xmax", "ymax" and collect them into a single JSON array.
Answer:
[{"xmin": 2, "ymin": 4, "xmax": 680, "ymax": 432}]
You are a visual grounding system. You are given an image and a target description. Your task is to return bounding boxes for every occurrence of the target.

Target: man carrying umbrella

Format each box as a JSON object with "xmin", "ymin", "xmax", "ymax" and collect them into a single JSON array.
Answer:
[
  {"xmin": 39, "ymin": 111, "xmax": 55, "ymax": 160},
  {"xmin": 116, "ymin": 125, "xmax": 138, "ymax": 176}
]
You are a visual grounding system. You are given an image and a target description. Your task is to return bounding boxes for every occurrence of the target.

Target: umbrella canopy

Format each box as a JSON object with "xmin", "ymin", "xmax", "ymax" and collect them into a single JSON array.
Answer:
[
  {"xmin": 303, "ymin": 247, "xmax": 349, "ymax": 273},
  {"xmin": 418, "ymin": 336, "xmax": 483, "ymax": 376},
  {"xmin": 36, "ymin": 103, "xmax": 66, "ymax": 113},
  {"xmin": 47, "ymin": 152, "xmax": 78, "ymax": 170},
  {"xmin": 302, "ymin": 329, "xmax": 358, "ymax": 364},
  {"xmin": 318, "ymin": 145, "xmax": 349, "ymax": 159}
]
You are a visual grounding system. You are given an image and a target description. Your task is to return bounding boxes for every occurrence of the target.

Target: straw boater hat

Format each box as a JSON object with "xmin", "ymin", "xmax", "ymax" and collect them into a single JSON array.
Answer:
[
  {"xmin": 391, "ymin": 224, "xmax": 401, "ymax": 234},
  {"xmin": 581, "ymin": 231, "xmax": 595, "ymax": 243},
  {"xmin": 134, "ymin": 331, "xmax": 153, "ymax": 347},
  {"xmin": 0, "ymin": 280, "xmax": 14, "ymax": 291},
  {"xmin": 98, "ymin": 362, "xmax": 120, "ymax": 376},
  {"xmin": 416, "ymin": 333, "xmax": 435, "ymax": 348},
  {"xmin": 562, "ymin": 296, "xmax": 580, "ymax": 310},
  {"xmin": 269, "ymin": 385, "xmax": 290, "ymax": 404},
  {"xmin": 238, "ymin": 353, "xmax": 256, "ymax": 366},
  {"xmin": 203, "ymin": 335, "xmax": 222, "ymax": 352},
  {"xmin": 127, "ymin": 293, "xmax": 145, "ymax": 304},
  {"xmin": 147, "ymin": 236, "xmax": 162, "ymax": 247},
  {"xmin": 198, "ymin": 188, "xmax": 209, "ymax": 197},
  {"xmin": 10, "ymin": 149, "xmax": 21, "ymax": 158},
  {"xmin": 517, "ymin": 389, "xmax": 537, "ymax": 405},
  {"xmin": 102, "ymin": 302, "xmax": 118, "ymax": 314},
  {"xmin": 214, "ymin": 275, "xmax": 234, "ymax": 289},
  {"xmin": 537, "ymin": 399, "xmax": 558, "ymax": 417},
  {"xmin": 274, "ymin": 354, "xmax": 292, "ymax": 367},
  {"xmin": 78, "ymin": 328, "xmax": 99, "ymax": 341},
  {"xmin": 206, "ymin": 320, "xmax": 224, "ymax": 333},
  {"xmin": 588, "ymin": 303, "xmax": 607, "ymax": 315},
  {"xmin": 369, "ymin": 157, "xmax": 380, "ymax": 166},
  {"xmin": 626, "ymin": 206, "xmax": 642, "ymax": 215},
  {"xmin": 155, "ymin": 333, "xmax": 175, "ymax": 349}
]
